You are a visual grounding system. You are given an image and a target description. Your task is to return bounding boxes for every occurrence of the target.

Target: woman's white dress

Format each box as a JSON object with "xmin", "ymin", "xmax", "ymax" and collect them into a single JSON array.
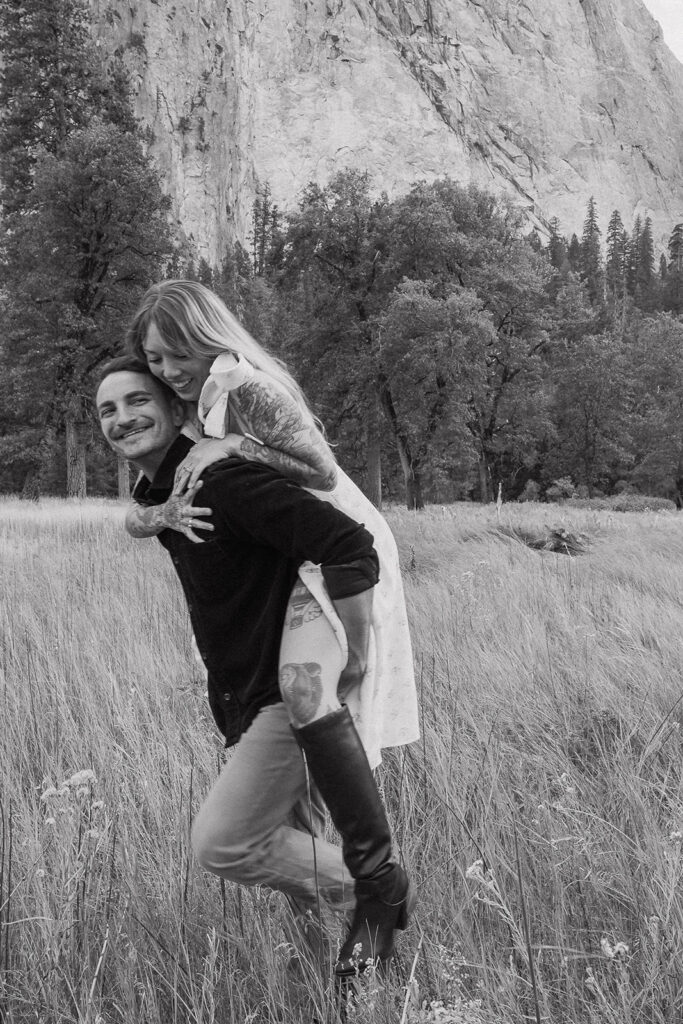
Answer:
[{"xmin": 197, "ymin": 354, "xmax": 420, "ymax": 768}]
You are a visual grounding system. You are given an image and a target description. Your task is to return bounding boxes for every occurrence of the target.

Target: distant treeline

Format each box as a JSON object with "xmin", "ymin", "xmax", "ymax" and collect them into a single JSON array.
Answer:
[
  {"xmin": 180, "ymin": 179, "xmax": 683, "ymax": 508},
  {"xmin": 2, "ymin": 1, "xmax": 683, "ymax": 507}
]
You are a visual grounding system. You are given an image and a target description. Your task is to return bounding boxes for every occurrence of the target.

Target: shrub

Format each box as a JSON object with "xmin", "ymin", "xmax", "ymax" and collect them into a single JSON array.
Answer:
[
  {"xmin": 566, "ymin": 494, "xmax": 676, "ymax": 512},
  {"xmin": 610, "ymin": 493, "xmax": 676, "ymax": 512},
  {"xmin": 517, "ymin": 479, "xmax": 540, "ymax": 502},
  {"xmin": 545, "ymin": 476, "xmax": 575, "ymax": 502}
]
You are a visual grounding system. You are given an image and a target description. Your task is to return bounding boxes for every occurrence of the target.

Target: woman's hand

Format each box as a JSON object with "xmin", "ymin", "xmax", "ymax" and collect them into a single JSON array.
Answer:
[
  {"xmin": 159, "ymin": 480, "xmax": 214, "ymax": 543},
  {"xmin": 174, "ymin": 435, "xmax": 242, "ymax": 491}
]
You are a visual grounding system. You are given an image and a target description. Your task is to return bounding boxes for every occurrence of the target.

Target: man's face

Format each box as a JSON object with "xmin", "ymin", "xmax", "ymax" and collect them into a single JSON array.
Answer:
[{"xmin": 96, "ymin": 371, "xmax": 185, "ymax": 464}]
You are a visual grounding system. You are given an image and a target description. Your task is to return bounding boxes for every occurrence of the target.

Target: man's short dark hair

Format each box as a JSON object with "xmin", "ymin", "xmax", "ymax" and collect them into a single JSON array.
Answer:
[{"xmin": 95, "ymin": 355, "xmax": 176, "ymax": 404}]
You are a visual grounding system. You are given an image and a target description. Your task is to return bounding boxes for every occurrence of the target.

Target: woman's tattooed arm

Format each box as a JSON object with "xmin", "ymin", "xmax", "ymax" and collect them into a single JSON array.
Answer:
[
  {"xmin": 237, "ymin": 436, "xmax": 337, "ymax": 489},
  {"xmin": 235, "ymin": 377, "xmax": 337, "ymax": 490}
]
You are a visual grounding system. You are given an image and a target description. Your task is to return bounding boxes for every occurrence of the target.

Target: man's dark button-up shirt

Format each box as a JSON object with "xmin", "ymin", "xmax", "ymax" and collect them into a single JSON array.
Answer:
[{"xmin": 133, "ymin": 435, "xmax": 379, "ymax": 746}]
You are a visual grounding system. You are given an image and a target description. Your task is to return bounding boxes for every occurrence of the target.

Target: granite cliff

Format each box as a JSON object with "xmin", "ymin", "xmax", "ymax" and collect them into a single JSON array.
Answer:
[{"xmin": 90, "ymin": 0, "xmax": 683, "ymax": 264}]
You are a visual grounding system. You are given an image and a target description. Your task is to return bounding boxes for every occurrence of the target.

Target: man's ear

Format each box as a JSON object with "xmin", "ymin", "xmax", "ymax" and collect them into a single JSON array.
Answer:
[{"xmin": 170, "ymin": 397, "xmax": 186, "ymax": 427}]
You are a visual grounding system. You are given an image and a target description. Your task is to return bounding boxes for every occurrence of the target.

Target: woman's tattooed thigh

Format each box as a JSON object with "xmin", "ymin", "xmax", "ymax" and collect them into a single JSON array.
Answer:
[
  {"xmin": 285, "ymin": 582, "xmax": 323, "ymax": 630},
  {"xmin": 279, "ymin": 662, "xmax": 323, "ymax": 724}
]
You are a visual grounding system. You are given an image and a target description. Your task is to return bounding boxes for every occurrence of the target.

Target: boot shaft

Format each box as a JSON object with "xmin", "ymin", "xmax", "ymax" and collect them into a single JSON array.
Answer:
[{"xmin": 292, "ymin": 706, "xmax": 393, "ymax": 880}]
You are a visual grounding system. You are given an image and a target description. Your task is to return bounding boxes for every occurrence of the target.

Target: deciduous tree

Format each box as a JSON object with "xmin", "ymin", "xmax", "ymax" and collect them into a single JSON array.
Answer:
[{"xmin": 550, "ymin": 333, "xmax": 633, "ymax": 493}]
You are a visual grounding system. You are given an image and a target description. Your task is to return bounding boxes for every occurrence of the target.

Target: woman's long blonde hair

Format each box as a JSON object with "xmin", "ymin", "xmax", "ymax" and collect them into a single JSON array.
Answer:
[{"xmin": 125, "ymin": 279, "xmax": 318, "ymax": 426}]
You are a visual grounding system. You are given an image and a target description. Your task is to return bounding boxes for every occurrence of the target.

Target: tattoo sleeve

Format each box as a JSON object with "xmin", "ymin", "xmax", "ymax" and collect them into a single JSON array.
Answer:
[
  {"xmin": 125, "ymin": 502, "xmax": 166, "ymax": 538},
  {"xmin": 234, "ymin": 377, "xmax": 338, "ymax": 491},
  {"xmin": 124, "ymin": 496, "xmax": 191, "ymax": 538}
]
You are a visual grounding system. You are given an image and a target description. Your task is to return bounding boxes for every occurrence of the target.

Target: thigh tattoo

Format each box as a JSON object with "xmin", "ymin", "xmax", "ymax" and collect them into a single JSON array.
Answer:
[
  {"xmin": 279, "ymin": 662, "xmax": 323, "ymax": 724},
  {"xmin": 286, "ymin": 583, "xmax": 323, "ymax": 630}
]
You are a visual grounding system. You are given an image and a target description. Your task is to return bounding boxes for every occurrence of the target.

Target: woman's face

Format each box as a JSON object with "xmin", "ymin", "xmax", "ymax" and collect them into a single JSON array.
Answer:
[{"xmin": 143, "ymin": 323, "xmax": 213, "ymax": 403}]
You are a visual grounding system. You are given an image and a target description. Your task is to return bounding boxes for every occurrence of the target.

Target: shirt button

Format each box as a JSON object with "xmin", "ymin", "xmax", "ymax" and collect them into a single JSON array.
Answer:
[{"xmin": 223, "ymin": 692, "xmax": 231, "ymax": 702}]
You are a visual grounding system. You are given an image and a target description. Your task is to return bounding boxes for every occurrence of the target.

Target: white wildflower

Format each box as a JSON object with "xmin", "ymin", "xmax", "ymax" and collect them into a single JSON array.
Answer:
[
  {"xmin": 64, "ymin": 769, "xmax": 96, "ymax": 788},
  {"xmin": 601, "ymin": 937, "xmax": 629, "ymax": 959},
  {"xmin": 465, "ymin": 859, "xmax": 490, "ymax": 885},
  {"xmin": 465, "ymin": 859, "xmax": 483, "ymax": 880}
]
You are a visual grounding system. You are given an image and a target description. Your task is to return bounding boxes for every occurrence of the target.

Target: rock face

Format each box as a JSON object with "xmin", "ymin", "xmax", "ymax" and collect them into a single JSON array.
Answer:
[{"xmin": 90, "ymin": 0, "xmax": 683, "ymax": 264}]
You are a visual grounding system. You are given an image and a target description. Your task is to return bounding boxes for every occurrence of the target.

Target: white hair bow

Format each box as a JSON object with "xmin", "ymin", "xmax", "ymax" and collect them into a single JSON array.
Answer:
[{"xmin": 198, "ymin": 353, "xmax": 255, "ymax": 438}]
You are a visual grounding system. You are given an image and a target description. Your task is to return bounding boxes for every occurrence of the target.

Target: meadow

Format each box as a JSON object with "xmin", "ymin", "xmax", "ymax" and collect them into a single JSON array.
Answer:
[{"xmin": 1, "ymin": 496, "xmax": 683, "ymax": 1023}]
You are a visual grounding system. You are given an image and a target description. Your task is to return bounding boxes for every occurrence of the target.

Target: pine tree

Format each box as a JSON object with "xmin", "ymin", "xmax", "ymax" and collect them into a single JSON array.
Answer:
[
  {"xmin": 269, "ymin": 204, "xmax": 285, "ymax": 271},
  {"xmin": 626, "ymin": 216, "xmax": 641, "ymax": 295},
  {"xmin": 636, "ymin": 216, "xmax": 655, "ymax": 302},
  {"xmin": 665, "ymin": 223, "xmax": 683, "ymax": 313},
  {"xmin": 0, "ymin": 0, "xmax": 173, "ymax": 496},
  {"xmin": 567, "ymin": 233, "xmax": 582, "ymax": 275},
  {"xmin": 546, "ymin": 218, "xmax": 568, "ymax": 270},
  {"xmin": 197, "ymin": 258, "xmax": 215, "ymax": 287},
  {"xmin": 605, "ymin": 210, "xmax": 626, "ymax": 300},
  {"xmin": 579, "ymin": 196, "xmax": 604, "ymax": 304},
  {"xmin": 668, "ymin": 223, "xmax": 683, "ymax": 272},
  {"xmin": 251, "ymin": 183, "xmax": 274, "ymax": 276},
  {"xmin": 660, "ymin": 253, "xmax": 668, "ymax": 281},
  {"xmin": 251, "ymin": 192, "xmax": 264, "ymax": 271}
]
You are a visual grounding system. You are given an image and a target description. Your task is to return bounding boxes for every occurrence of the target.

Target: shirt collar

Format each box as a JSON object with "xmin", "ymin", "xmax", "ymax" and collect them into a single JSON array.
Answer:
[{"xmin": 132, "ymin": 433, "xmax": 195, "ymax": 506}]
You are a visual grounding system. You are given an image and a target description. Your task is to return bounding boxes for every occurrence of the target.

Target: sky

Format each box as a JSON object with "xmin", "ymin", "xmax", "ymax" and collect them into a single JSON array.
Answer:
[{"xmin": 641, "ymin": 0, "xmax": 683, "ymax": 62}]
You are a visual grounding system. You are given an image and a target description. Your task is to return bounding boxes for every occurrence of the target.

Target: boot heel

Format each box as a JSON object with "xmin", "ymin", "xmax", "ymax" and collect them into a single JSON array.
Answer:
[{"xmin": 396, "ymin": 883, "xmax": 416, "ymax": 930}]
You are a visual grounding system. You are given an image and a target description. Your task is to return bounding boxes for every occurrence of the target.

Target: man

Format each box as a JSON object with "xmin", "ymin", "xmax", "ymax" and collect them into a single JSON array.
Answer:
[{"xmin": 95, "ymin": 356, "xmax": 413, "ymax": 978}]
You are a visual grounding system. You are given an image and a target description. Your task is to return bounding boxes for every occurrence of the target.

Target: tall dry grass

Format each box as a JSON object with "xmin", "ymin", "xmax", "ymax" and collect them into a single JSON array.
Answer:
[{"xmin": 1, "ymin": 496, "xmax": 683, "ymax": 1022}]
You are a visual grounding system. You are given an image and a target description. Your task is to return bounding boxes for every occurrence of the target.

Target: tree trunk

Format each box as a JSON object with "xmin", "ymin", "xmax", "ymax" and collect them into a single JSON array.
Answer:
[
  {"xmin": 21, "ymin": 469, "xmax": 41, "ymax": 501},
  {"xmin": 364, "ymin": 392, "xmax": 382, "ymax": 510},
  {"xmin": 477, "ymin": 452, "xmax": 492, "ymax": 502},
  {"xmin": 65, "ymin": 410, "xmax": 87, "ymax": 498},
  {"xmin": 377, "ymin": 377, "xmax": 424, "ymax": 510},
  {"xmin": 117, "ymin": 456, "xmax": 131, "ymax": 500},
  {"xmin": 394, "ymin": 435, "xmax": 424, "ymax": 510},
  {"xmin": 410, "ymin": 471, "xmax": 424, "ymax": 510},
  {"xmin": 21, "ymin": 425, "xmax": 58, "ymax": 499},
  {"xmin": 675, "ymin": 454, "xmax": 683, "ymax": 509}
]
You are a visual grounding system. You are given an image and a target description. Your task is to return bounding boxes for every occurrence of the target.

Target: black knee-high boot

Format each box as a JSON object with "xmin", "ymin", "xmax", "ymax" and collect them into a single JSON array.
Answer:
[{"xmin": 292, "ymin": 705, "xmax": 414, "ymax": 977}]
